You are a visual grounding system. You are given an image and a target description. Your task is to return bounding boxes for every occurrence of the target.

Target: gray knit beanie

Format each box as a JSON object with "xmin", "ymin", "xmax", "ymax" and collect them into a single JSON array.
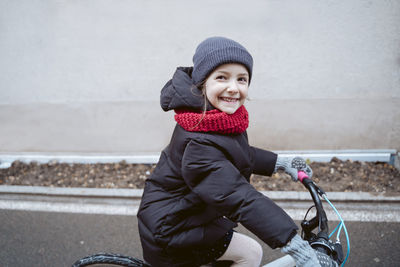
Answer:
[{"xmin": 192, "ymin": 37, "xmax": 253, "ymax": 85}]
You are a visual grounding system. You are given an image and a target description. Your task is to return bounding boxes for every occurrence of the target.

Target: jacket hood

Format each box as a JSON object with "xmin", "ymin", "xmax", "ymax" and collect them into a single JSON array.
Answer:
[{"xmin": 160, "ymin": 67, "xmax": 205, "ymax": 112}]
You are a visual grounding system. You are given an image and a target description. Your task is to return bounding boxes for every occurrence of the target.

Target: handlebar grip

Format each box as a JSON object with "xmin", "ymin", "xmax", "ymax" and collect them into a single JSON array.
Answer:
[{"xmin": 298, "ymin": 171, "xmax": 309, "ymax": 182}]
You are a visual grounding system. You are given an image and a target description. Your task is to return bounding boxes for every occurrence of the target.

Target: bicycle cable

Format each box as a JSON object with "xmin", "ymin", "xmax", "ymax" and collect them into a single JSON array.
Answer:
[
  {"xmin": 323, "ymin": 194, "xmax": 350, "ymax": 267},
  {"xmin": 301, "ymin": 205, "xmax": 316, "ymax": 239}
]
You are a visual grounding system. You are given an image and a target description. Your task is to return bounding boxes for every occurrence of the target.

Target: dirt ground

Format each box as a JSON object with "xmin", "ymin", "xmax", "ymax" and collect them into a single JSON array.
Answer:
[{"xmin": 1, "ymin": 157, "xmax": 399, "ymax": 194}]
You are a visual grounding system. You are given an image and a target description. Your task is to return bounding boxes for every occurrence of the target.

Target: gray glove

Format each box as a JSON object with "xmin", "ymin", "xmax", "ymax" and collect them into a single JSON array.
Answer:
[
  {"xmin": 282, "ymin": 235, "xmax": 338, "ymax": 267},
  {"xmin": 274, "ymin": 155, "xmax": 313, "ymax": 181}
]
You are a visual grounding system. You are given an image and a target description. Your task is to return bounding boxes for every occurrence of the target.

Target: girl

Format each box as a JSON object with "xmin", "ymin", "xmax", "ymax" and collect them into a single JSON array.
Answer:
[{"xmin": 138, "ymin": 37, "xmax": 335, "ymax": 267}]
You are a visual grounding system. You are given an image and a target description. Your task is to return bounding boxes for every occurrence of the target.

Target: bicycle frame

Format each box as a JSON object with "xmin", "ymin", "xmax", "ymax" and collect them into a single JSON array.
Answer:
[{"xmin": 263, "ymin": 254, "xmax": 295, "ymax": 267}]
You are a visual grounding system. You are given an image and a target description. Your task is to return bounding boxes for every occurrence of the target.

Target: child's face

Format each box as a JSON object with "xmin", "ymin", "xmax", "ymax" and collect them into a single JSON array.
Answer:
[{"xmin": 204, "ymin": 63, "xmax": 249, "ymax": 114}]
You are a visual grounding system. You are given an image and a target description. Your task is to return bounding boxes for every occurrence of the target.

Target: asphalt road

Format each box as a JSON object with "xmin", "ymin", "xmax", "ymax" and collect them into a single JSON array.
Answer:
[{"xmin": 1, "ymin": 210, "xmax": 399, "ymax": 267}]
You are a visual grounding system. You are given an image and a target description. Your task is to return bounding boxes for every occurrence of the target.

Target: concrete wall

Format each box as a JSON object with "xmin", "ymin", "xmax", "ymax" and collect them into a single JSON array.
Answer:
[{"xmin": 1, "ymin": 0, "xmax": 399, "ymax": 154}]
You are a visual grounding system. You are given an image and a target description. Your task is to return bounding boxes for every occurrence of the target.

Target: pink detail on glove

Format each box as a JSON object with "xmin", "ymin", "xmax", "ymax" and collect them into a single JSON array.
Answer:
[{"xmin": 298, "ymin": 171, "xmax": 309, "ymax": 182}]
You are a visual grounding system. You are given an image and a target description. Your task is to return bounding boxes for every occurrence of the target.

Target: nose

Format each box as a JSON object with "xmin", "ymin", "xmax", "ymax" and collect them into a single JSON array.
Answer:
[{"xmin": 226, "ymin": 80, "xmax": 239, "ymax": 94}]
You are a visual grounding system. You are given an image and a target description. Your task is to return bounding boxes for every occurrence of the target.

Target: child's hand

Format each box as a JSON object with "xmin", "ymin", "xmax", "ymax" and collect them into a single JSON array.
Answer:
[
  {"xmin": 282, "ymin": 235, "xmax": 338, "ymax": 267},
  {"xmin": 274, "ymin": 156, "xmax": 313, "ymax": 182}
]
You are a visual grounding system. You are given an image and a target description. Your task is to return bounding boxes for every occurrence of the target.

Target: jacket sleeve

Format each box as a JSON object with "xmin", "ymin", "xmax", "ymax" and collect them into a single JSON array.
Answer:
[
  {"xmin": 181, "ymin": 139, "xmax": 297, "ymax": 249},
  {"xmin": 250, "ymin": 146, "xmax": 278, "ymax": 176}
]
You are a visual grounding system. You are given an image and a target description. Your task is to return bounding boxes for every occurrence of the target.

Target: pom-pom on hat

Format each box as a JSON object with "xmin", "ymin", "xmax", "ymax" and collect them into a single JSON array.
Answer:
[{"xmin": 192, "ymin": 37, "xmax": 253, "ymax": 85}]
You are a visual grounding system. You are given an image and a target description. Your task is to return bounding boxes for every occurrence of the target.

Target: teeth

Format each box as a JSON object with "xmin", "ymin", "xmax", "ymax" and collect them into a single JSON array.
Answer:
[{"xmin": 221, "ymin": 97, "xmax": 238, "ymax": 102}]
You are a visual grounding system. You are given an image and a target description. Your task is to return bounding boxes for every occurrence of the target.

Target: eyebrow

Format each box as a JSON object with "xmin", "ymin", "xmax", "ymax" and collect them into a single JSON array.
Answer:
[{"xmin": 215, "ymin": 70, "xmax": 249, "ymax": 76}]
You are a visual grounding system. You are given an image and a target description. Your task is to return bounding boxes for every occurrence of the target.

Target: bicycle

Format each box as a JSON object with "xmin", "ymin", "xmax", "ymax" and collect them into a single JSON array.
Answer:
[{"xmin": 72, "ymin": 170, "xmax": 350, "ymax": 267}]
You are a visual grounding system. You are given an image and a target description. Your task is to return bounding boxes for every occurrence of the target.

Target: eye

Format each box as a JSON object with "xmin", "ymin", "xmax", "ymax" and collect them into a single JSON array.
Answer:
[
  {"xmin": 238, "ymin": 77, "xmax": 248, "ymax": 83},
  {"xmin": 216, "ymin": 75, "xmax": 227, "ymax": 80}
]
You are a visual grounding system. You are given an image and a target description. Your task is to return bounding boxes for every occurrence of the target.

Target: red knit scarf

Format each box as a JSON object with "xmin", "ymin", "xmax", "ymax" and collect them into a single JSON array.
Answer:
[{"xmin": 174, "ymin": 106, "xmax": 249, "ymax": 134}]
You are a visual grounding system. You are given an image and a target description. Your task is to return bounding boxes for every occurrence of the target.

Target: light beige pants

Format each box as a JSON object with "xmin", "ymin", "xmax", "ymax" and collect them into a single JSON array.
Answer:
[{"xmin": 201, "ymin": 232, "xmax": 263, "ymax": 267}]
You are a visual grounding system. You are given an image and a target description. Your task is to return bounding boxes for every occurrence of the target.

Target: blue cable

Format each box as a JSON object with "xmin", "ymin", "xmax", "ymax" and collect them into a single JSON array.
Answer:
[
  {"xmin": 329, "ymin": 221, "xmax": 342, "ymax": 239},
  {"xmin": 337, "ymin": 222, "xmax": 344, "ymax": 241},
  {"xmin": 323, "ymin": 195, "xmax": 350, "ymax": 267}
]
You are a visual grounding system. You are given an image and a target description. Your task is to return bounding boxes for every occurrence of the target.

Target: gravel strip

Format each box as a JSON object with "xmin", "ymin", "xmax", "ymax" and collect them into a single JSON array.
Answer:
[{"xmin": 1, "ymin": 157, "xmax": 399, "ymax": 194}]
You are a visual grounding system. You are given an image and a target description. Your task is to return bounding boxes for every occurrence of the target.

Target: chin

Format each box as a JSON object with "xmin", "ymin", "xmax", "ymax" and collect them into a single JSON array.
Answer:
[{"xmin": 220, "ymin": 106, "xmax": 239, "ymax": 114}]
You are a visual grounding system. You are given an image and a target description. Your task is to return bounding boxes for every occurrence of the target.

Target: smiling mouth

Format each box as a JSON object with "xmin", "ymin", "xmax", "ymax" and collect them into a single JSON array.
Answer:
[{"xmin": 219, "ymin": 97, "xmax": 239, "ymax": 102}]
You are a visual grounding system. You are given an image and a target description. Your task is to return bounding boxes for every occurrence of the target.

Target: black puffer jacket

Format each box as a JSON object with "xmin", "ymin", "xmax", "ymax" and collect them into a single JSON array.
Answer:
[{"xmin": 137, "ymin": 67, "xmax": 298, "ymax": 267}]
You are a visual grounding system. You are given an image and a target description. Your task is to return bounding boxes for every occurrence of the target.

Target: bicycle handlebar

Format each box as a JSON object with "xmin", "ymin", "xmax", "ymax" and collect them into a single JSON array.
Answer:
[
  {"xmin": 298, "ymin": 171, "xmax": 345, "ymax": 264},
  {"xmin": 298, "ymin": 171, "xmax": 329, "ymax": 235}
]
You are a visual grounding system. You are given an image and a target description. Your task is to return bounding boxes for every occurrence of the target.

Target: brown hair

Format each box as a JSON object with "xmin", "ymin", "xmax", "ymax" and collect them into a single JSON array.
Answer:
[{"xmin": 188, "ymin": 81, "xmax": 208, "ymax": 130}]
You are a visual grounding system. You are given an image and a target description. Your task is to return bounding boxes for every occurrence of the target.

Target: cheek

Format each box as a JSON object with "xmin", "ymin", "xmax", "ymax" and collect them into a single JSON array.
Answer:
[
  {"xmin": 205, "ymin": 86, "xmax": 220, "ymax": 103},
  {"xmin": 240, "ymin": 88, "xmax": 249, "ymax": 98}
]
